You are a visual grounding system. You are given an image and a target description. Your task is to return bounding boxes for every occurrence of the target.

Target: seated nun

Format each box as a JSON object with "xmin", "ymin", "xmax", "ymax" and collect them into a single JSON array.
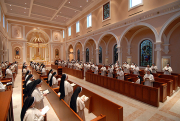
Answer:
[
  {"xmin": 25, "ymin": 79, "xmax": 47, "ymax": 109},
  {"xmin": 47, "ymin": 69, "xmax": 53, "ymax": 83},
  {"xmin": 134, "ymin": 75, "xmax": 143, "ymax": 84},
  {"xmin": 49, "ymin": 72, "xmax": 60, "ymax": 88},
  {"xmin": 0, "ymin": 80, "xmax": 6, "ymax": 92},
  {"xmin": 70, "ymin": 87, "xmax": 85, "ymax": 121},
  {"xmin": 24, "ymin": 74, "xmax": 34, "ymax": 87},
  {"xmin": 117, "ymin": 68, "xmax": 124, "ymax": 80},
  {"xmin": 41, "ymin": 65, "xmax": 47, "ymax": 76},
  {"xmin": 143, "ymin": 70, "xmax": 154, "ymax": 87},
  {"xmin": 25, "ymin": 70, "xmax": 31, "ymax": 81},
  {"xmin": 21, "ymin": 97, "xmax": 45, "ymax": 121},
  {"xmin": 59, "ymin": 74, "xmax": 73, "ymax": 105},
  {"xmin": 6, "ymin": 65, "xmax": 14, "ymax": 88},
  {"xmin": 163, "ymin": 63, "xmax": 173, "ymax": 75},
  {"xmin": 100, "ymin": 65, "xmax": 107, "ymax": 76},
  {"xmin": 151, "ymin": 63, "xmax": 158, "ymax": 73}
]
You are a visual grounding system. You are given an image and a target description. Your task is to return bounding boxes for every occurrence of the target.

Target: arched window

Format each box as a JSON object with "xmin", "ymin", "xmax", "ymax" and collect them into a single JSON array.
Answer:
[
  {"xmin": 77, "ymin": 49, "xmax": 80, "ymax": 61},
  {"xmin": 140, "ymin": 40, "xmax": 153, "ymax": 67},
  {"xmin": 86, "ymin": 48, "xmax": 89, "ymax": 62},
  {"xmin": 114, "ymin": 44, "xmax": 118, "ymax": 64},
  {"xmin": 99, "ymin": 46, "xmax": 102, "ymax": 63}
]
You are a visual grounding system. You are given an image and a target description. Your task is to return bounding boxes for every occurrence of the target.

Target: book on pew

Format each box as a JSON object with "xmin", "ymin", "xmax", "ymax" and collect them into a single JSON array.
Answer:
[
  {"xmin": 80, "ymin": 95, "xmax": 89, "ymax": 102},
  {"xmin": 6, "ymin": 82, "xmax": 12, "ymax": 86},
  {"xmin": 58, "ymin": 92, "xmax": 61, "ymax": 95},
  {"xmin": 43, "ymin": 89, "xmax": 50, "ymax": 94},
  {"xmin": 41, "ymin": 105, "xmax": 50, "ymax": 115},
  {"xmin": 57, "ymin": 78, "xmax": 61, "ymax": 81},
  {"xmin": 70, "ymin": 83, "xmax": 76, "ymax": 87}
]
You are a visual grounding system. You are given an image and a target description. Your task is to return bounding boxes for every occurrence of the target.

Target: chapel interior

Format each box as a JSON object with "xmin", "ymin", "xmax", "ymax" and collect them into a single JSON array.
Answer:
[{"xmin": 0, "ymin": 0, "xmax": 180, "ymax": 121}]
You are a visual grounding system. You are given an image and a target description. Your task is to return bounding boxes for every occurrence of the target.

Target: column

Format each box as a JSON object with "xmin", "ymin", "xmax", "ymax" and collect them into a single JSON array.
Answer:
[
  {"xmin": 155, "ymin": 42, "xmax": 162, "ymax": 72},
  {"xmin": 66, "ymin": 52, "xmax": 69, "ymax": 61},
  {"xmin": 73, "ymin": 52, "xmax": 76, "ymax": 60},
  {"xmin": 117, "ymin": 46, "xmax": 121, "ymax": 65},
  {"xmin": 45, "ymin": 47, "xmax": 46, "ymax": 61},
  {"xmin": 95, "ymin": 48, "xmax": 99, "ymax": 65},
  {"xmin": 30, "ymin": 47, "xmax": 32, "ymax": 61},
  {"xmin": 23, "ymin": 43, "xmax": 26, "ymax": 62},
  {"xmin": 82, "ymin": 50, "xmax": 85, "ymax": 63},
  {"xmin": 23, "ymin": 26, "xmax": 25, "ymax": 39}
]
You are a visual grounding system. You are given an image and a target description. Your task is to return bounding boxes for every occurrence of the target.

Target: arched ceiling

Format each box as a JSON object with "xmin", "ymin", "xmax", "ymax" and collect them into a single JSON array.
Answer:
[{"xmin": 26, "ymin": 30, "xmax": 49, "ymax": 43}]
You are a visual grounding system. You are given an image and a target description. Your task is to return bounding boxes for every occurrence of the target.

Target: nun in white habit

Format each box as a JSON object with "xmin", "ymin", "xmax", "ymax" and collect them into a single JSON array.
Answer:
[
  {"xmin": 47, "ymin": 69, "xmax": 53, "ymax": 82},
  {"xmin": 5, "ymin": 65, "xmax": 14, "ymax": 87},
  {"xmin": 21, "ymin": 97, "xmax": 44, "ymax": 121},
  {"xmin": 163, "ymin": 63, "xmax": 173, "ymax": 75},
  {"xmin": 70, "ymin": 87, "xmax": 85, "ymax": 121},
  {"xmin": 0, "ymin": 81, "xmax": 6, "ymax": 92},
  {"xmin": 143, "ymin": 70, "xmax": 154, "ymax": 87},
  {"xmin": 41, "ymin": 65, "xmax": 47, "ymax": 76},
  {"xmin": 26, "ymin": 79, "xmax": 47, "ymax": 109},
  {"xmin": 49, "ymin": 72, "xmax": 60, "ymax": 88},
  {"xmin": 117, "ymin": 68, "xmax": 124, "ymax": 80},
  {"xmin": 59, "ymin": 74, "xmax": 73, "ymax": 105},
  {"xmin": 100, "ymin": 65, "xmax": 107, "ymax": 76}
]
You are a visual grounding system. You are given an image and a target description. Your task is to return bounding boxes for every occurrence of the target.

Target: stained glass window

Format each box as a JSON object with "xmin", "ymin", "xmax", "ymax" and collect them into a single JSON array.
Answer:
[
  {"xmin": 103, "ymin": 2, "xmax": 110, "ymax": 20},
  {"xmin": 77, "ymin": 49, "xmax": 80, "ymax": 61},
  {"xmin": 114, "ymin": 44, "xmax": 118, "ymax": 64},
  {"xmin": 140, "ymin": 40, "xmax": 153, "ymax": 66},
  {"xmin": 86, "ymin": 48, "xmax": 89, "ymax": 62},
  {"xmin": 99, "ymin": 46, "xmax": 102, "ymax": 63}
]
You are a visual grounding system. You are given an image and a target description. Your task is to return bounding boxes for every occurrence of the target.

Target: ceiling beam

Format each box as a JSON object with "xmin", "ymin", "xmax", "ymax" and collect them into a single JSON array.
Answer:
[
  {"xmin": 33, "ymin": 3, "xmax": 58, "ymax": 11},
  {"xmin": 5, "ymin": 3, "xmax": 30, "ymax": 9},
  {"xmin": 63, "ymin": 5, "xmax": 82, "ymax": 12},
  {"xmin": 57, "ymin": 14, "xmax": 71, "ymax": 19},
  {"xmin": 29, "ymin": 0, "xmax": 34, "ymax": 17},
  {"xmin": 50, "ymin": 0, "xmax": 69, "ymax": 21},
  {"xmin": 31, "ymin": 13, "xmax": 52, "ymax": 19}
]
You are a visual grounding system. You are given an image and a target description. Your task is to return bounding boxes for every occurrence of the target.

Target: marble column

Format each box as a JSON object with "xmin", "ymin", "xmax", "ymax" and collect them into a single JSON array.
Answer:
[
  {"xmin": 155, "ymin": 42, "xmax": 162, "ymax": 72},
  {"xmin": 82, "ymin": 50, "xmax": 85, "ymax": 63},
  {"xmin": 73, "ymin": 52, "xmax": 76, "ymax": 60},
  {"xmin": 30, "ymin": 47, "xmax": 32, "ymax": 61},
  {"xmin": 96, "ymin": 48, "xmax": 99, "ymax": 65},
  {"xmin": 117, "ymin": 46, "xmax": 121, "ymax": 65}
]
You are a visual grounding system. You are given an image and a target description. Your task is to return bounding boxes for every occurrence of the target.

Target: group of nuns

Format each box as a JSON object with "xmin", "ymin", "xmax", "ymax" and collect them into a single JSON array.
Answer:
[
  {"xmin": 47, "ymin": 70, "xmax": 86, "ymax": 121},
  {"xmin": 21, "ymin": 66, "xmax": 47, "ymax": 121}
]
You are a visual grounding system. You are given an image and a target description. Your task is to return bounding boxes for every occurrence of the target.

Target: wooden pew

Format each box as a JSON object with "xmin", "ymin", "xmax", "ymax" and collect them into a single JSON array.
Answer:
[
  {"xmin": 171, "ymin": 73, "xmax": 180, "ymax": 87},
  {"xmin": 159, "ymin": 75, "xmax": 178, "ymax": 91},
  {"xmin": 86, "ymin": 72, "xmax": 160, "ymax": 107},
  {"xmin": 0, "ymin": 78, "xmax": 13, "ymax": 91},
  {"xmin": 124, "ymin": 73, "xmax": 167, "ymax": 102},
  {"xmin": 51, "ymin": 64, "xmax": 62, "ymax": 75},
  {"xmin": 41, "ymin": 74, "xmax": 123, "ymax": 121},
  {"xmin": 62, "ymin": 67, "xmax": 84, "ymax": 79},
  {"xmin": 154, "ymin": 77, "xmax": 173, "ymax": 96},
  {"xmin": 0, "ymin": 91, "xmax": 14, "ymax": 121}
]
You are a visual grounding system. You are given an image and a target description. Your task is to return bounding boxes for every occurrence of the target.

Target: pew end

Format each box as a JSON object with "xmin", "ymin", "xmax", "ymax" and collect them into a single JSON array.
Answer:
[{"xmin": 91, "ymin": 114, "xmax": 106, "ymax": 121}]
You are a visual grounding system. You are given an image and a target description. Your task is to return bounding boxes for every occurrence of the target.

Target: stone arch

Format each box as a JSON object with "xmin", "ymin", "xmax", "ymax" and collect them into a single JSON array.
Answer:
[
  {"xmin": 159, "ymin": 11, "xmax": 180, "ymax": 41},
  {"xmin": 83, "ymin": 37, "xmax": 97, "ymax": 50},
  {"xmin": 118, "ymin": 22, "xmax": 159, "ymax": 46},
  {"xmin": 97, "ymin": 32, "xmax": 118, "ymax": 48}
]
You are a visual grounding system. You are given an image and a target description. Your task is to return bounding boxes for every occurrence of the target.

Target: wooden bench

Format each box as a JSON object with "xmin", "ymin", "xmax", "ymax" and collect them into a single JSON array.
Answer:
[
  {"xmin": 51, "ymin": 64, "xmax": 62, "ymax": 75},
  {"xmin": 0, "ymin": 78, "xmax": 13, "ymax": 91},
  {"xmin": 86, "ymin": 72, "xmax": 160, "ymax": 107},
  {"xmin": 124, "ymin": 73, "xmax": 167, "ymax": 103},
  {"xmin": 62, "ymin": 67, "xmax": 84, "ymax": 79},
  {"xmin": 0, "ymin": 91, "xmax": 14, "ymax": 121},
  {"xmin": 171, "ymin": 73, "xmax": 180, "ymax": 87},
  {"xmin": 41, "ymin": 75, "xmax": 123, "ymax": 121},
  {"xmin": 154, "ymin": 77, "xmax": 173, "ymax": 96}
]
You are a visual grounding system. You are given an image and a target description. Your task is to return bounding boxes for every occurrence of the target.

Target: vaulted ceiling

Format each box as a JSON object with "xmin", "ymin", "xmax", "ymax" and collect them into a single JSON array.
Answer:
[{"xmin": 2, "ymin": 0, "xmax": 101, "ymax": 26}]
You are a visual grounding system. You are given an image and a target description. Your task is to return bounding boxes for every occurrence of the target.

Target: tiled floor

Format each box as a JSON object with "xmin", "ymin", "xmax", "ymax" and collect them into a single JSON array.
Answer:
[{"xmin": 12, "ymin": 69, "xmax": 180, "ymax": 121}]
